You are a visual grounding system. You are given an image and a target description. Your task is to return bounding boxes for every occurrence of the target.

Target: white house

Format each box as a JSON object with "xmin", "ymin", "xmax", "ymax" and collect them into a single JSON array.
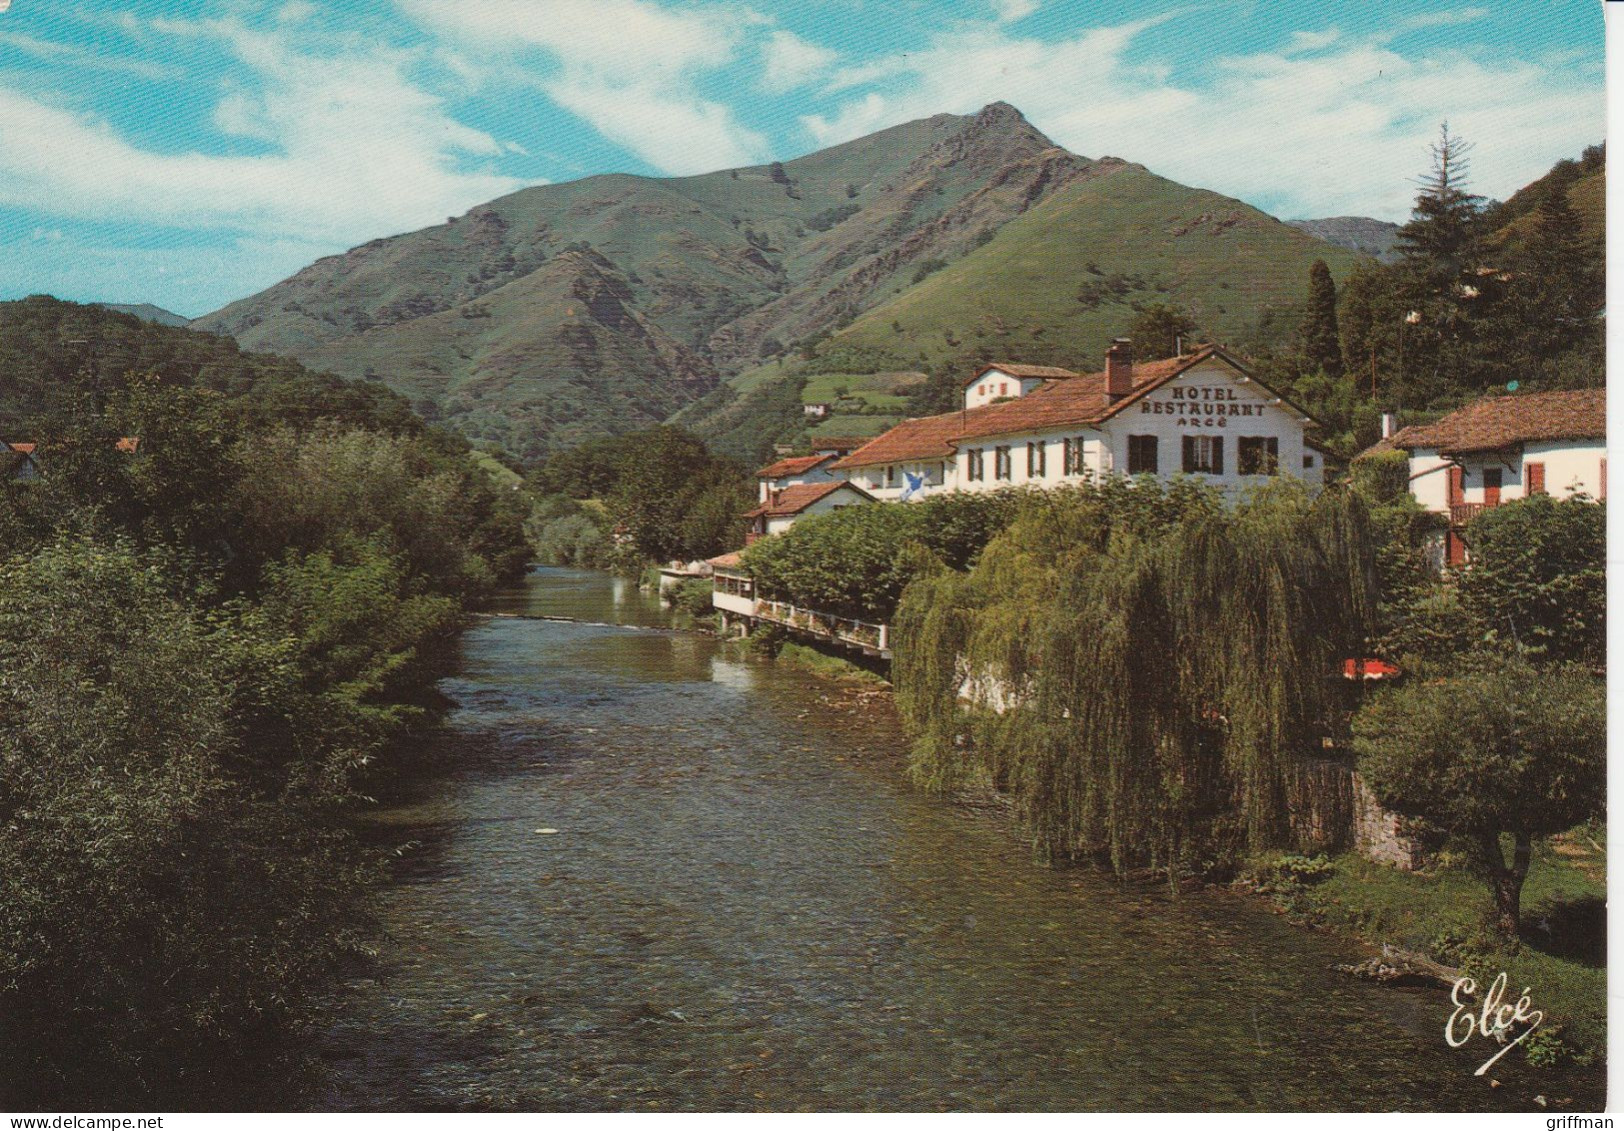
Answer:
[
  {"xmin": 742, "ymin": 480, "xmax": 875, "ymax": 543},
  {"xmin": 829, "ymin": 341, "xmax": 1324, "ymax": 500},
  {"xmin": 754, "ymin": 452, "xmax": 842, "ymax": 503},
  {"xmin": 1367, "ymin": 387, "xmax": 1605, "ymax": 565},
  {"xmin": 961, "ymin": 362, "xmax": 1079, "ymax": 409}
]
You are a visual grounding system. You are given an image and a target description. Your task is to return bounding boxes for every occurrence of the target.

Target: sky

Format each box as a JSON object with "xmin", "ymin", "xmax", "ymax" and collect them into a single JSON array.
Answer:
[{"xmin": 0, "ymin": 0, "xmax": 1604, "ymax": 318}]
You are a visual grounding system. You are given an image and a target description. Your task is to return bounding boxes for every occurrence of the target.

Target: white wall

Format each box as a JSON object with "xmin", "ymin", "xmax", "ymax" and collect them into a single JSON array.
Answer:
[
  {"xmin": 952, "ymin": 428, "xmax": 1104, "ymax": 493},
  {"xmin": 1406, "ymin": 439, "xmax": 1606, "ymax": 513},
  {"xmin": 855, "ymin": 458, "xmax": 956, "ymax": 501},
  {"xmin": 1527, "ymin": 439, "xmax": 1605, "ymax": 500}
]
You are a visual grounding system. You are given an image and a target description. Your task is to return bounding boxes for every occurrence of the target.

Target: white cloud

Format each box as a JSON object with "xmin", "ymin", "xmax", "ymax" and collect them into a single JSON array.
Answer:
[
  {"xmin": 0, "ymin": 19, "xmax": 523, "ymax": 245},
  {"xmin": 0, "ymin": 28, "xmax": 178, "ymax": 79},
  {"xmin": 798, "ymin": 13, "xmax": 1602, "ymax": 222},
  {"xmin": 760, "ymin": 29, "xmax": 836, "ymax": 93},
  {"xmin": 991, "ymin": 0, "xmax": 1039, "ymax": 23},
  {"xmin": 397, "ymin": 0, "xmax": 768, "ymax": 174}
]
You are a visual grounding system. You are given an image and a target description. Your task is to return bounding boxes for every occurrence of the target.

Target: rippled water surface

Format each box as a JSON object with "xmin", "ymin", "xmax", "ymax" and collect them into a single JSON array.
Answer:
[{"xmin": 306, "ymin": 567, "xmax": 1562, "ymax": 1111}]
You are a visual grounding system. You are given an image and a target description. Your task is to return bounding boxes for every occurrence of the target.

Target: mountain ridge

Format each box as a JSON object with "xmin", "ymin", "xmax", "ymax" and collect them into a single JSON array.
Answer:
[{"xmin": 195, "ymin": 103, "xmax": 1362, "ymax": 459}]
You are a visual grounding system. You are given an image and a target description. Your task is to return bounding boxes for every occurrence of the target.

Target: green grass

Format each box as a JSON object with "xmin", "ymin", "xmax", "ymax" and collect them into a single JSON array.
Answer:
[
  {"xmin": 807, "ymin": 415, "xmax": 900, "ymax": 439},
  {"xmin": 1282, "ymin": 827, "xmax": 1605, "ymax": 1064},
  {"xmin": 774, "ymin": 641, "xmax": 890, "ymax": 686}
]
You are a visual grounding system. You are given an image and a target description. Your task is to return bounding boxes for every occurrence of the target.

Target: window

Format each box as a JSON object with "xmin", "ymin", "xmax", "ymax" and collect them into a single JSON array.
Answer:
[
  {"xmin": 967, "ymin": 448, "xmax": 984, "ymax": 481},
  {"xmin": 1238, "ymin": 436, "xmax": 1279, "ymax": 475},
  {"xmin": 1483, "ymin": 467, "xmax": 1502, "ymax": 505},
  {"xmin": 1182, "ymin": 434, "xmax": 1224, "ymax": 475},
  {"xmin": 1525, "ymin": 461, "xmax": 1546, "ymax": 495},
  {"xmin": 1063, "ymin": 435, "xmax": 1087, "ymax": 475},
  {"xmin": 999, "ymin": 382, "xmax": 1008, "ymax": 396},
  {"xmin": 1127, "ymin": 434, "xmax": 1158, "ymax": 474},
  {"xmin": 886, "ymin": 464, "xmax": 898, "ymax": 487},
  {"xmin": 1027, "ymin": 441, "xmax": 1046, "ymax": 478},
  {"xmin": 994, "ymin": 445, "xmax": 1012, "ymax": 480},
  {"xmin": 1303, "ymin": 453, "xmax": 1315, "ymax": 469}
]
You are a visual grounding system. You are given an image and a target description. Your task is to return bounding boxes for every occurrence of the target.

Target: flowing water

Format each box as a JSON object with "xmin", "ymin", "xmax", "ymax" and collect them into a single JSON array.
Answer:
[{"xmin": 304, "ymin": 567, "xmax": 1565, "ymax": 1112}]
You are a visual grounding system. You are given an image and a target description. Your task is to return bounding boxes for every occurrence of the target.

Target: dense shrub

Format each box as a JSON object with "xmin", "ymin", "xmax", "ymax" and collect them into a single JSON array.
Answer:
[
  {"xmin": 741, "ymin": 488, "xmax": 1034, "ymax": 622},
  {"xmin": 0, "ymin": 540, "xmax": 374, "ymax": 1103}
]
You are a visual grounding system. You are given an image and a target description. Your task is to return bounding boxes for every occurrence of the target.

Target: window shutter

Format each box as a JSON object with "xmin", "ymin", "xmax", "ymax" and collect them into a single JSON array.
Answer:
[
  {"xmin": 1146, "ymin": 435, "xmax": 1158, "ymax": 473},
  {"xmin": 1212, "ymin": 437, "xmax": 1224, "ymax": 475},
  {"xmin": 1525, "ymin": 461, "xmax": 1546, "ymax": 495},
  {"xmin": 1183, "ymin": 434, "xmax": 1197, "ymax": 473},
  {"xmin": 1447, "ymin": 465, "xmax": 1464, "ymax": 505}
]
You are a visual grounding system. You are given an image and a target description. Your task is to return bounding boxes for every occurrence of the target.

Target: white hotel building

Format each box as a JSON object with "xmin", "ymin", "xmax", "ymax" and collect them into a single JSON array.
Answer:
[{"xmin": 755, "ymin": 341, "xmax": 1326, "ymax": 508}]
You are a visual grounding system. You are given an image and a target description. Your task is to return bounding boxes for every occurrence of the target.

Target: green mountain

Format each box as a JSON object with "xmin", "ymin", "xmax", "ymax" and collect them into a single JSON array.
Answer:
[
  {"xmin": 196, "ymin": 103, "xmax": 1362, "ymax": 460},
  {"xmin": 93, "ymin": 302, "xmax": 191, "ymax": 327}
]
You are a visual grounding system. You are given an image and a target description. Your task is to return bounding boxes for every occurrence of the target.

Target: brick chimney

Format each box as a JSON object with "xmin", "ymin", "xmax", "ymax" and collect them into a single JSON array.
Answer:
[{"xmin": 1105, "ymin": 338, "xmax": 1134, "ymax": 400}]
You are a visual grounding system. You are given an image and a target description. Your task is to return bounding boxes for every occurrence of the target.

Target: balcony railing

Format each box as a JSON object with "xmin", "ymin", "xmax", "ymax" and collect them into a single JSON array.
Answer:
[
  {"xmin": 755, "ymin": 599, "xmax": 890, "ymax": 653},
  {"xmin": 1449, "ymin": 501, "xmax": 1496, "ymax": 527}
]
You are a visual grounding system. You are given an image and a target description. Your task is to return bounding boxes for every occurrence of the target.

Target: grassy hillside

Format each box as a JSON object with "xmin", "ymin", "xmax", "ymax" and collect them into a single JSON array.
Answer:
[{"xmin": 829, "ymin": 163, "xmax": 1363, "ymax": 372}]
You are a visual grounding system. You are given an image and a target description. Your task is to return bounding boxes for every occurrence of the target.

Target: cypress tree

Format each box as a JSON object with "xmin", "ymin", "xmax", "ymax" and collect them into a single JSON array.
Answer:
[{"xmin": 1302, "ymin": 259, "xmax": 1343, "ymax": 377}]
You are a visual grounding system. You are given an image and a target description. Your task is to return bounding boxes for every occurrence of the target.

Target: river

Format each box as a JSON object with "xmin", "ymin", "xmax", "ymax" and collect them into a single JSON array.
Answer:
[{"xmin": 302, "ymin": 567, "xmax": 1554, "ymax": 1112}]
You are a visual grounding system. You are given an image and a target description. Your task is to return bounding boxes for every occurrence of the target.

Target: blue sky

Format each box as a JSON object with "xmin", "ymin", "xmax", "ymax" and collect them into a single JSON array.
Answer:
[{"xmin": 0, "ymin": 0, "xmax": 1603, "ymax": 318}]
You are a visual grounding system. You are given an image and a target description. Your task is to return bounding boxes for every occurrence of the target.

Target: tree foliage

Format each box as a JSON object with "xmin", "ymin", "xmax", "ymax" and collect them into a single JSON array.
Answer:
[
  {"xmin": 1129, "ymin": 303, "xmax": 1201, "ymax": 360},
  {"xmin": 0, "ymin": 318, "xmax": 530, "ymax": 1105},
  {"xmin": 892, "ymin": 479, "xmax": 1377, "ymax": 877},
  {"xmin": 741, "ymin": 489, "xmax": 1031, "ymax": 621},
  {"xmin": 1353, "ymin": 657, "xmax": 1604, "ymax": 942},
  {"xmin": 1458, "ymin": 494, "xmax": 1605, "ymax": 665}
]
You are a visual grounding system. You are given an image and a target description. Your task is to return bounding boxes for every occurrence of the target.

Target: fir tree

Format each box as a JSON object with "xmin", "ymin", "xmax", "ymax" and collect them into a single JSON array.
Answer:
[{"xmin": 1395, "ymin": 122, "xmax": 1485, "ymax": 281}]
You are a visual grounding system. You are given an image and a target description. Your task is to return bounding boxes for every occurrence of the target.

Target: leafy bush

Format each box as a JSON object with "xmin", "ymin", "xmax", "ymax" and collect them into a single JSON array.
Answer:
[{"xmin": 1459, "ymin": 494, "xmax": 1604, "ymax": 665}]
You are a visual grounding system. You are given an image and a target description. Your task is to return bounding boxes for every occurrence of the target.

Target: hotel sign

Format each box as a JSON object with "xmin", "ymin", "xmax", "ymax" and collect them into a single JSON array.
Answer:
[{"xmin": 1138, "ymin": 385, "xmax": 1266, "ymax": 428}]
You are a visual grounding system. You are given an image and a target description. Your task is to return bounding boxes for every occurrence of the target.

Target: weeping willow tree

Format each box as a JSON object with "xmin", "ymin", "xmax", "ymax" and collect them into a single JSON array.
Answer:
[{"xmin": 893, "ymin": 478, "xmax": 1377, "ymax": 879}]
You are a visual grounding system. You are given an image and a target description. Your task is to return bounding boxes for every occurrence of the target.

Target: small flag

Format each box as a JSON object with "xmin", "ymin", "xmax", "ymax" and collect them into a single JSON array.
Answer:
[{"xmin": 900, "ymin": 471, "xmax": 925, "ymax": 501}]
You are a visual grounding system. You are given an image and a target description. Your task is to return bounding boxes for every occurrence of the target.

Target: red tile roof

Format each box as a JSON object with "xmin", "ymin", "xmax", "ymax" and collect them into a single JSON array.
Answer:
[
  {"xmin": 743, "ymin": 480, "xmax": 873, "ymax": 519},
  {"xmin": 7, "ymin": 442, "xmax": 35, "ymax": 455},
  {"xmin": 962, "ymin": 361, "xmax": 1081, "ymax": 388},
  {"xmin": 755, "ymin": 453, "xmax": 834, "ymax": 479},
  {"xmin": 1373, "ymin": 389, "xmax": 1605, "ymax": 456},
  {"xmin": 834, "ymin": 348, "xmax": 1268, "ymax": 470},
  {"xmin": 706, "ymin": 551, "xmax": 744, "ymax": 569},
  {"xmin": 809, "ymin": 436, "xmax": 868, "ymax": 453}
]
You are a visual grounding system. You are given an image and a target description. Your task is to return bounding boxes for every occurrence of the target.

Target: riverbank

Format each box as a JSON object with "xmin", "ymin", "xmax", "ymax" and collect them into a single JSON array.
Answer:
[
  {"xmin": 765, "ymin": 655, "xmax": 1604, "ymax": 1097},
  {"xmin": 1245, "ymin": 831, "xmax": 1606, "ymax": 1074}
]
